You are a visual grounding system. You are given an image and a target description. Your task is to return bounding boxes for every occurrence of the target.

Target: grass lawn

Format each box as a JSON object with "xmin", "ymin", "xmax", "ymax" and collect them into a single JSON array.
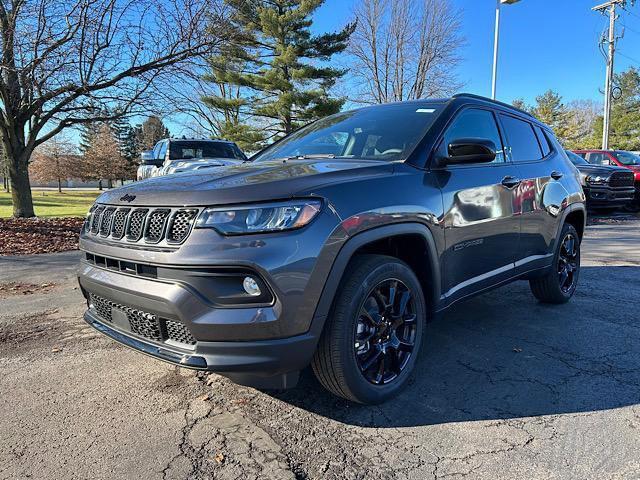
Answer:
[{"xmin": 0, "ymin": 189, "xmax": 101, "ymax": 218}]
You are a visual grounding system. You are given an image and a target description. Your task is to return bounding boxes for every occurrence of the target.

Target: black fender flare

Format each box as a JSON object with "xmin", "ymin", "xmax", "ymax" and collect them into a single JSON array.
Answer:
[{"xmin": 311, "ymin": 222, "xmax": 441, "ymax": 331}]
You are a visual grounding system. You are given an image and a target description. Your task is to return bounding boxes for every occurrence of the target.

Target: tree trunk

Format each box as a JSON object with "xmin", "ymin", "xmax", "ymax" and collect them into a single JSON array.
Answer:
[
  {"xmin": 98, "ymin": 180, "xmax": 103, "ymax": 191},
  {"xmin": 8, "ymin": 155, "xmax": 35, "ymax": 217},
  {"xmin": 57, "ymin": 177, "xmax": 62, "ymax": 193}
]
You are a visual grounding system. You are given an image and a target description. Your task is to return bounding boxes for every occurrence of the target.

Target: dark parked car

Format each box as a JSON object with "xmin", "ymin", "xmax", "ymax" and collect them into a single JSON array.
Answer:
[
  {"xmin": 573, "ymin": 149, "xmax": 640, "ymax": 205},
  {"xmin": 79, "ymin": 94, "xmax": 586, "ymax": 404},
  {"xmin": 565, "ymin": 150, "xmax": 635, "ymax": 209}
]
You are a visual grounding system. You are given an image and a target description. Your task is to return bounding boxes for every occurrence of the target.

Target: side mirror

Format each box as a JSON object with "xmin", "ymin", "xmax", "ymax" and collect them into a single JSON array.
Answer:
[
  {"xmin": 140, "ymin": 150, "xmax": 163, "ymax": 167},
  {"xmin": 445, "ymin": 138, "xmax": 497, "ymax": 165}
]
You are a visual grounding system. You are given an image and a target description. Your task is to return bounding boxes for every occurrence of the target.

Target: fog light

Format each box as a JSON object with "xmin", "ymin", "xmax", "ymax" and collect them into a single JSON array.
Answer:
[{"xmin": 243, "ymin": 276, "xmax": 261, "ymax": 296}]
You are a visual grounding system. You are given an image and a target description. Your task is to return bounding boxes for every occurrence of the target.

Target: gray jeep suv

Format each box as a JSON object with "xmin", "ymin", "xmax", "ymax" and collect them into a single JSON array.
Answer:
[{"xmin": 79, "ymin": 94, "xmax": 586, "ymax": 404}]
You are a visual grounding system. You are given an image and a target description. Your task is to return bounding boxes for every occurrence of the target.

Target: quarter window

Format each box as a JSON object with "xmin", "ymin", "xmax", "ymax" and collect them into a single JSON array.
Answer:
[
  {"xmin": 534, "ymin": 126, "xmax": 551, "ymax": 157},
  {"xmin": 443, "ymin": 109, "xmax": 505, "ymax": 163},
  {"xmin": 499, "ymin": 114, "xmax": 543, "ymax": 162}
]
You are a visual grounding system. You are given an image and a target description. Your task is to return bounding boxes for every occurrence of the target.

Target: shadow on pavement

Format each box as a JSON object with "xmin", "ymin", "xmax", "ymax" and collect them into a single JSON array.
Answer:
[{"xmin": 270, "ymin": 266, "xmax": 640, "ymax": 427}]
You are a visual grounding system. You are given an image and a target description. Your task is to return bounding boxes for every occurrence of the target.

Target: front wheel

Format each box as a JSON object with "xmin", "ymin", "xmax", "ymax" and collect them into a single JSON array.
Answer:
[
  {"xmin": 311, "ymin": 255, "xmax": 426, "ymax": 404},
  {"xmin": 529, "ymin": 223, "xmax": 581, "ymax": 304}
]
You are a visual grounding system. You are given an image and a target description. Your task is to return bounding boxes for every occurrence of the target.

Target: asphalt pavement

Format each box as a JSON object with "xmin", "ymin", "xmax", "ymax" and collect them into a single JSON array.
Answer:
[{"xmin": 1, "ymin": 216, "xmax": 639, "ymax": 479}]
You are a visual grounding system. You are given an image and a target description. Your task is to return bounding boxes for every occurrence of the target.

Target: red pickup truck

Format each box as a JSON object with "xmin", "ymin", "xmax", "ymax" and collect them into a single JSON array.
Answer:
[{"xmin": 573, "ymin": 150, "xmax": 640, "ymax": 205}]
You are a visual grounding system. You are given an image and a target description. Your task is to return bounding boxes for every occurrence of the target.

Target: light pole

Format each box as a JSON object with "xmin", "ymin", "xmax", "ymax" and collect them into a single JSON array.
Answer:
[{"xmin": 492, "ymin": 0, "xmax": 521, "ymax": 100}]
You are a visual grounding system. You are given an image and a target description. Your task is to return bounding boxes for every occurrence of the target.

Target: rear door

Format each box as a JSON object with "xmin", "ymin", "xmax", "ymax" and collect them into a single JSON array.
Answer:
[
  {"xmin": 437, "ymin": 107, "xmax": 521, "ymax": 302},
  {"xmin": 498, "ymin": 114, "xmax": 565, "ymax": 272}
]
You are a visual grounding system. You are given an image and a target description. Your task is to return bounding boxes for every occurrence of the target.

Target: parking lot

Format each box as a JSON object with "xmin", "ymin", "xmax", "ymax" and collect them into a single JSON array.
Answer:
[{"xmin": 1, "ymin": 214, "xmax": 639, "ymax": 480}]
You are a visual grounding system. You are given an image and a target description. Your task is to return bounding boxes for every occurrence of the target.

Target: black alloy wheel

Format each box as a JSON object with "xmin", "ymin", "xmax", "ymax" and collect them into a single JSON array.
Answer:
[
  {"xmin": 354, "ymin": 279, "xmax": 418, "ymax": 385},
  {"xmin": 557, "ymin": 232, "xmax": 579, "ymax": 294}
]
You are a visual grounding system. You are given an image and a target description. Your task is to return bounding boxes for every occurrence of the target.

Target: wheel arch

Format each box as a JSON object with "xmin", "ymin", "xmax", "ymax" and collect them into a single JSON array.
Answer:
[{"xmin": 312, "ymin": 223, "xmax": 442, "ymax": 328}]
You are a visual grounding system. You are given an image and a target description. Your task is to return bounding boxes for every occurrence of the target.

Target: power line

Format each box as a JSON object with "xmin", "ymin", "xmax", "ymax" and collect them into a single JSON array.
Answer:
[{"xmin": 617, "ymin": 51, "xmax": 640, "ymax": 64}]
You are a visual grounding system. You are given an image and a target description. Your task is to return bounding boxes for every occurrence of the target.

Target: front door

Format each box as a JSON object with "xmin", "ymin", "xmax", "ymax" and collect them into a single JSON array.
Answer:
[{"xmin": 436, "ymin": 107, "xmax": 521, "ymax": 303}]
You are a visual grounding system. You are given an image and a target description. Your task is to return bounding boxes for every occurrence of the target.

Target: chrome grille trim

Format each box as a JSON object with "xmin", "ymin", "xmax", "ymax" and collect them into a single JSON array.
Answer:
[
  {"xmin": 90, "ymin": 205, "xmax": 106, "ymax": 233},
  {"xmin": 111, "ymin": 208, "xmax": 130, "ymax": 239},
  {"xmin": 126, "ymin": 208, "xmax": 149, "ymax": 241},
  {"xmin": 99, "ymin": 207, "xmax": 116, "ymax": 237},
  {"xmin": 85, "ymin": 205, "xmax": 200, "ymax": 246},
  {"xmin": 144, "ymin": 209, "xmax": 171, "ymax": 244},
  {"xmin": 166, "ymin": 209, "xmax": 198, "ymax": 244}
]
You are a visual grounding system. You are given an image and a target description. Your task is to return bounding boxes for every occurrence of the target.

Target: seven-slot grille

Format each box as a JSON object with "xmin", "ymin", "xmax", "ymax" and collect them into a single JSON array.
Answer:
[
  {"xmin": 89, "ymin": 293, "xmax": 197, "ymax": 347},
  {"xmin": 609, "ymin": 171, "xmax": 635, "ymax": 188},
  {"xmin": 86, "ymin": 205, "xmax": 198, "ymax": 245}
]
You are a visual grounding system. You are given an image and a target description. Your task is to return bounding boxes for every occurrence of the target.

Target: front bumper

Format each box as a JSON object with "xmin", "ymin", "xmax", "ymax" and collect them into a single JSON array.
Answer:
[
  {"xmin": 84, "ymin": 309, "xmax": 317, "ymax": 387},
  {"xmin": 584, "ymin": 185, "xmax": 635, "ymax": 206}
]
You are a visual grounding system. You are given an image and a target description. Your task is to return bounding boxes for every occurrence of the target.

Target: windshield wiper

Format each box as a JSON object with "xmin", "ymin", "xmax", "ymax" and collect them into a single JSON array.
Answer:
[{"xmin": 286, "ymin": 154, "xmax": 336, "ymax": 160}]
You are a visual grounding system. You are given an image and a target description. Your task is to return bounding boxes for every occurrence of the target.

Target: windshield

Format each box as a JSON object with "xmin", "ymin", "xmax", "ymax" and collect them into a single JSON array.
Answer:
[
  {"xmin": 565, "ymin": 150, "xmax": 588, "ymax": 165},
  {"xmin": 169, "ymin": 141, "xmax": 246, "ymax": 161},
  {"xmin": 613, "ymin": 151, "xmax": 640, "ymax": 165},
  {"xmin": 252, "ymin": 103, "xmax": 443, "ymax": 163}
]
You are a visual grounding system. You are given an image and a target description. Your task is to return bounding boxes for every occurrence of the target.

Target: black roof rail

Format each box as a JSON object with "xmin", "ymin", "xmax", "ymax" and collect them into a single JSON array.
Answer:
[{"xmin": 452, "ymin": 93, "xmax": 537, "ymax": 120}]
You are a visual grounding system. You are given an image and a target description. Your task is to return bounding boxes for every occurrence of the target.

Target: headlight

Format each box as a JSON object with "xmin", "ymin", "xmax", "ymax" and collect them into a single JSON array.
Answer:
[
  {"xmin": 196, "ymin": 199, "xmax": 322, "ymax": 235},
  {"xmin": 586, "ymin": 175, "xmax": 607, "ymax": 185}
]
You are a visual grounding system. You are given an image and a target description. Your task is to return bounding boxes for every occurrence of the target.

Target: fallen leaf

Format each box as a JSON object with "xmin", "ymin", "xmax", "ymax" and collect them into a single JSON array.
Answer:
[
  {"xmin": 52, "ymin": 347, "xmax": 62, "ymax": 353},
  {"xmin": 214, "ymin": 452, "xmax": 224, "ymax": 464},
  {"xmin": 197, "ymin": 393, "xmax": 210, "ymax": 401}
]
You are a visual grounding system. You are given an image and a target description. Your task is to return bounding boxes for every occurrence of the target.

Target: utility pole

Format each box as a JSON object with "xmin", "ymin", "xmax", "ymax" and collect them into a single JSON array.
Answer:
[{"xmin": 593, "ymin": 0, "xmax": 628, "ymax": 150}]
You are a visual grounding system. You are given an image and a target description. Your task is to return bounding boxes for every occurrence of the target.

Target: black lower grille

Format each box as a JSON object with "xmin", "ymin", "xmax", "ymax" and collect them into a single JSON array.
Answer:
[
  {"xmin": 89, "ymin": 293, "xmax": 196, "ymax": 347},
  {"xmin": 166, "ymin": 320, "xmax": 197, "ymax": 345}
]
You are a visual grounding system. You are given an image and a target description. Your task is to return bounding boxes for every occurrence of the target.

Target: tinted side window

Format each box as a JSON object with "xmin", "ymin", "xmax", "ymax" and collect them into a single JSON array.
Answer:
[
  {"xmin": 499, "ymin": 114, "xmax": 543, "ymax": 162},
  {"xmin": 534, "ymin": 126, "xmax": 551, "ymax": 156},
  {"xmin": 443, "ymin": 108, "xmax": 505, "ymax": 163}
]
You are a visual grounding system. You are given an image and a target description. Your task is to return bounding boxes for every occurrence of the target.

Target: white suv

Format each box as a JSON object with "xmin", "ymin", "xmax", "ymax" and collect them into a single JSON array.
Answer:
[{"xmin": 137, "ymin": 138, "xmax": 246, "ymax": 180}]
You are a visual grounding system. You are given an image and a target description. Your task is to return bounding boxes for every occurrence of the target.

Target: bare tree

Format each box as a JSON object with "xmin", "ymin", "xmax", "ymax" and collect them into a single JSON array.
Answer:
[
  {"xmin": 349, "ymin": 0, "xmax": 464, "ymax": 104},
  {"xmin": 30, "ymin": 134, "xmax": 80, "ymax": 192},
  {"xmin": 0, "ymin": 0, "xmax": 229, "ymax": 217},
  {"xmin": 82, "ymin": 123, "xmax": 133, "ymax": 189}
]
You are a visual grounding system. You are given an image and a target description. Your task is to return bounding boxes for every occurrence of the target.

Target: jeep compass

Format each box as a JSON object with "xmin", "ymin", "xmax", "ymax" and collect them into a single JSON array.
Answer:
[{"xmin": 79, "ymin": 94, "xmax": 586, "ymax": 404}]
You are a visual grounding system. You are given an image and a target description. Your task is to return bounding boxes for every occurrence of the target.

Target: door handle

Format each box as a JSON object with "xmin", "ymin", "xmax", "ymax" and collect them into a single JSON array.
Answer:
[
  {"xmin": 501, "ymin": 176, "xmax": 521, "ymax": 188},
  {"xmin": 550, "ymin": 171, "xmax": 563, "ymax": 180}
]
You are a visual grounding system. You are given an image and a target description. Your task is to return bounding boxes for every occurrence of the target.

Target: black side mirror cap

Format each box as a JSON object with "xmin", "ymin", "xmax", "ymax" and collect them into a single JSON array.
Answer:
[{"xmin": 444, "ymin": 138, "xmax": 497, "ymax": 165}]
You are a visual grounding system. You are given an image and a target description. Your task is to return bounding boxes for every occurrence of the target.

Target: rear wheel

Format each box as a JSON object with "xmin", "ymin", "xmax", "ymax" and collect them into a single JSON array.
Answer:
[
  {"xmin": 529, "ymin": 223, "xmax": 581, "ymax": 304},
  {"xmin": 311, "ymin": 255, "xmax": 426, "ymax": 404}
]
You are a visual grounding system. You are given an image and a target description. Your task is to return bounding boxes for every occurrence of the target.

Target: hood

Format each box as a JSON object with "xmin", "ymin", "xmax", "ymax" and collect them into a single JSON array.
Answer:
[
  {"xmin": 574, "ymin": 164, "xmax": 626, "ymax": 176},
  {"xmin": 96, "ymin": 159, "xmax": 394, "ymax": 207}
]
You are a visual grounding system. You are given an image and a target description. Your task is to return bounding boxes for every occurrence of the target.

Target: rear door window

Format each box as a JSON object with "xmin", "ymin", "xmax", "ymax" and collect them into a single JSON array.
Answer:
[
  {"xmin": 442, "ymin": 108, "xmax": 505, "ymax": 163},
  {"xmin": 499, "ymin": 114, "xmax": 543, "ymax": 162}
]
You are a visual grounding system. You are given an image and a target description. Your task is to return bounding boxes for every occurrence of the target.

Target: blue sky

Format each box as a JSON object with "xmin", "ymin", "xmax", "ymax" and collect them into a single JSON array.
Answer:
[{"xmin": 313, "ymin": 0, "xmax": 640, "ymax": 106}]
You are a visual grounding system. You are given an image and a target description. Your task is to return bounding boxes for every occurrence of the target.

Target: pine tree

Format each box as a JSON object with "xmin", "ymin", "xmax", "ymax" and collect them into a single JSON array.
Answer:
[
  {"xmin": 138, "ymin": 116, "xmax": 170, "ymax": 150},
  {"xmin": 79, "ymin": 122, "xmax": 100, "ymax": 154},
  {"xmin": 203, "ymin": 0, "xmax": 354, "ymax": 146}
]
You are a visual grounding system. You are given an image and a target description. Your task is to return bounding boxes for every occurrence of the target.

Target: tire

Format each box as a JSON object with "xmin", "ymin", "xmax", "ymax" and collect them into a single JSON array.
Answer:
[
  {"xmin": 311, "ymin": 254, "xmax": 426, "ymax": 404},
  {"xmin": 529, "ymin": 223, "xmax": 581, "ymax": 304}
]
